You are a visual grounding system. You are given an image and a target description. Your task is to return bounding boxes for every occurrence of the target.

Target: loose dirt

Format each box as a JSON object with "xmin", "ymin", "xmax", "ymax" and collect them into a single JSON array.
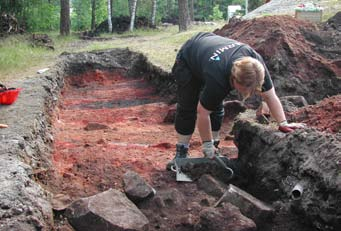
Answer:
[
  {"xmin": 39, "ymin": 13, "xmax": 341, "ymax": 231},
  {"xmin": 216, "ymin": 15, "xmax": 341, "ymax": 104},
  {"xmin": 44, "ymin": 69, "xmax": 236, "ymax": 230}
]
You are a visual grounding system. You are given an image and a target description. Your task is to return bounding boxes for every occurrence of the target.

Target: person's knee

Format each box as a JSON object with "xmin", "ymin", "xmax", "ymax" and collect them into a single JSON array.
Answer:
[
  {"xmin": 176, "ymin": 103, "xmax": 197, "ymax": 119},
  {"xmin": 210, "ymin": 107, "xmax": 225, "ymax": 131},
  {"xmin": 175, "ymin": 104, "xmax": 197, "ymax": 135}
]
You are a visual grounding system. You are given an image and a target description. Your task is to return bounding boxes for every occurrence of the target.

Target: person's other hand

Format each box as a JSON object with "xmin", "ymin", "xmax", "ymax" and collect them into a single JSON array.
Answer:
[
  {"xmin": 202, "ymin": 140, "xmax": 217, "ymax": 159},
  {"xmin": 278, "ymin": 120, "xmax": 306, "ymax": 133}
]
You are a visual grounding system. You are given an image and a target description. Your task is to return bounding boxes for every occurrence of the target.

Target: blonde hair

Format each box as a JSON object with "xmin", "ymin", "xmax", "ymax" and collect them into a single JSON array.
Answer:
[{"xmin": 231, "ymin": 57, "xmax": 265, "ymax": 100}]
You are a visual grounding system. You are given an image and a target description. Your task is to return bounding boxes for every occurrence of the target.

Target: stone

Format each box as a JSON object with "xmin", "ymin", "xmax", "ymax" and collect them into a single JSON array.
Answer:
[
  {"xmin": 280, "ymin": 95, "xmax": 308, "ymax": 113},
  {"xmin": 51, "ymin": 194, "xmax": 72, "ymax": 211},
  {"xmin": 65, "ymin": 189, "xmax": 149, "ymax": 231},
  {"xmin": 84, "ymin": 122, "xmax": 109, "ymax": 131},
  {"xmin": 215, "ymin": 184, "xmax": 275, "ymax": 225},
  {"xmin": 194, "ymin": 204, "xmax": 256, "ymax": 231},
  {"xmin": 123, "ymin": 170, "xmax": 155, "ymax": 203},
  {"xmin": 197, "ymin": 174, "xmax": 226, "ymax": 198},
  {"xmin": 223, "ymin": 100, "xmax": 247, "ymax": 119}
]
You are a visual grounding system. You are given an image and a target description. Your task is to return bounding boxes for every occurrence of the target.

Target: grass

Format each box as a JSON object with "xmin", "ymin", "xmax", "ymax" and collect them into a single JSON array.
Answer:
[
  {"xmin": 0, "ymin": 32, "xmax": 84, "ymax": 82},
  {"xmin": 81, "ymin": 22, "xmax": 225, "ymax": 71},
  {"xmin": 321, "ymin": 0, "xmax": 341, "ymax": 21},
  {"xmin": 0, "ymin": 22, "xmax": 225, "ymax": 83},
  {"xmin": 0, "ymin": 35, "xmax": 52, "ymax": 81}
]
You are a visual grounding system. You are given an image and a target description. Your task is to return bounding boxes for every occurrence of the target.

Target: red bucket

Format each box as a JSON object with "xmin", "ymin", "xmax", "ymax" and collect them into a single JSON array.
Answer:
[{"xmin": 0, "ymin": 88, "xmax": 21, "ymax": 105}]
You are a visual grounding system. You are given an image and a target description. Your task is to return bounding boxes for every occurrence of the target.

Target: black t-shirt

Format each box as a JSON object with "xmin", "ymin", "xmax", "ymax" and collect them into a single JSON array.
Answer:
[{"xmin": 181, "ymin": 32, "xmax": 273, "ymax": 111}]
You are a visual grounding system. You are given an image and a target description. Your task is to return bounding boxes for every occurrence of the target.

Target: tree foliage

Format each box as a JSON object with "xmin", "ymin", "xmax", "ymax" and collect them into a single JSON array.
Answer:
[
  {"xmin": 0, "ymin": 0, "xmax": 60, "ymax": 31},
  {"xmin": 0, "ymin": 0, "xmax": 265, "ymax": 33},
  {"xmin": 209, "ymin": 5, "xmax": 224, "ymax": 21}
]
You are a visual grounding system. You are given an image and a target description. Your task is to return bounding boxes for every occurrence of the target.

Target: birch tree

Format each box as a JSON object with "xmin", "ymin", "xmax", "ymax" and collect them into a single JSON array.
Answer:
[
  {"xmin": 107, "ymin": 0, "xmax": 112, "ymax": 32},
  {"xmin": 129, "ymin": 0, "xmax": 137, "ymax": 31}
]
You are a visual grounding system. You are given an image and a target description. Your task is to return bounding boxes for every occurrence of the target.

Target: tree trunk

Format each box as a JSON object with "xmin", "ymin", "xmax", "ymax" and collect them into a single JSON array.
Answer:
[
  {"xmin": 178, "ymin": 0, "xmax": 189, "ymax": 32},
  {"xmin": 151, "ymin": 0, "xmax": 157, "ymax": 28},
  {"xmin": 91, "ymin": 0, "xmax": 96, "ymax": 31},
  {"xmin": 107, "ymin": 0, "xmax": 112, "ymax": 32},
  {"xmin": 129, "ymin": 0, "xmax": 137, "ymax": 32},
  {"xmin": 60, "ymin": 0, "xmax": 70, "ymax": 36},
  {"xmin": 189, "ymin": 0, "xmax": 194, "ymax": 22},
  {"xmin": 166, "ymin": 0, "xmax": 173, "ymax": 18}
]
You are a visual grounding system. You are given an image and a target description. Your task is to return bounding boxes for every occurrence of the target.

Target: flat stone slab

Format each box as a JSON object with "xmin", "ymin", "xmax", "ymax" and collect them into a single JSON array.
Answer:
[
  {"xmin": 65, "ymin": 188, "xmax": 149, "ymax": 231},
  {"xmin": 195, "ymin": 205, "xmax": 256, "ymax": 231},
  {"xmin": 215, "ymin": 184, "xmax": 275, "ymax": 225}
]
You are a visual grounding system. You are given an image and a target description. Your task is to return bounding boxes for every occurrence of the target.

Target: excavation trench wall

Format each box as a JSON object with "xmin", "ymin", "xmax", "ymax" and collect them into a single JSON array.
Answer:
[
  {"xmin": 232, "ymin": 111, "xmax": 341, "ymax": 231},
  {"xmin": 1, "ymin": 47, "xmax": 340, "ymax": 231},
  {"xmin": 0, "ymin": 49, "xmax": 174, "ymax": 230}
]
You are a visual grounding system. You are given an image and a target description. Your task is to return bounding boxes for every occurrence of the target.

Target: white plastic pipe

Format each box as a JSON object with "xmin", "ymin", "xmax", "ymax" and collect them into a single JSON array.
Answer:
[{"xmin": 291, "ymin": 182, "xmax": 304, "ymax": 200}]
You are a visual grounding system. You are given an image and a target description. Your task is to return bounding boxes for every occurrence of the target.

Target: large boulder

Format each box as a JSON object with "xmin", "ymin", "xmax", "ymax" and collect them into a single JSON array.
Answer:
[{"xmin": 65, "ymin": 189, "xmax": 149, "ymax": 231}]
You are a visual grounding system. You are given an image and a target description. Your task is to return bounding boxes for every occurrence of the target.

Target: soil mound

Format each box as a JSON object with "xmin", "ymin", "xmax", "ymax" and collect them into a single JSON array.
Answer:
[
  {"xmin": 288, "ymin": 95, "xmax": 341, "ymax": 134},
  {"xmin": 214, "ymin": 15, "xmax": 341, "ymax": 104},
  {"xmin": 233, "ymin": 114, "xmax": 341, "ymax": 231},
  {"xmin": 324, "ymin": 11, "xmax": 341, "ymax": 31},
  {"xmin": 95, "ymin": 16, "xmax": 150, "ymax": 34}
]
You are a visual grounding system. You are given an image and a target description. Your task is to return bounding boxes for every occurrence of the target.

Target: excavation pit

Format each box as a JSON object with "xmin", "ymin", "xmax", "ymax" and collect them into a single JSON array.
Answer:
[
  {"xmin": 44, "ymin": 49, "xmax": 340, "ymax": 231},
  {"xmin": 1, "ymin": 13, "xmax": 341, "ymax": 230}
]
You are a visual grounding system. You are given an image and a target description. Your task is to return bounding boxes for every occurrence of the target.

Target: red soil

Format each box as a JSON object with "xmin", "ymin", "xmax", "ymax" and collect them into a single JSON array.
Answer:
[
  {"xmin": 47, "ymin": 70, "xmax": 236, "ymax": 201},
  {"xmin": 288, "ymin": 95, "xmax": 341, "ymax": 133}
]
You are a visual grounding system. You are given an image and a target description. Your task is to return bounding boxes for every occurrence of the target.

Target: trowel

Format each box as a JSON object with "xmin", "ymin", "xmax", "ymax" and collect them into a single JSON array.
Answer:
[{"xmin": 171, "ymin": 156, "xmax": 234, "ymax": 182}]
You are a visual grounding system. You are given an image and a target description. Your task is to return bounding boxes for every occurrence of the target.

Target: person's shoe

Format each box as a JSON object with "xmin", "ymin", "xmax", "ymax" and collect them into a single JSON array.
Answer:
[
  {"xmin": 213, "ymin": 140, "xmax": 220, "ymax": 148},
  {"xmin": 166, "ymin": 144, "xmax": 189, "ymax": 171},
  {"xmin": 213, "ymin": 140, "xmax": 223, "ymax": 157}
]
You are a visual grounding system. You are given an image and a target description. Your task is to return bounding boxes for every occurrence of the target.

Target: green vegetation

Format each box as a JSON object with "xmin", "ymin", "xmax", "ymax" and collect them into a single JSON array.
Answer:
[
  {"xmin": 209, "ymin": 5, "xmax": 225, "ymax": 21},
  {"xmin": 0, "ymin": 22, "xmax": 225, "ymax": 82},
  {"xmin": 0, "ymin": 0, "xmax": 252, "ymax": 33},
  {"xmin": 321, "ymin": 0, "xmax": 341, "ymax": 21},
  {"xmin": 0, "ymin": 0, "xmax": 339, "ymax": 82},
  {"xmin": 0, "ymin": 35, "xmax": 53, "ymax": 81}
]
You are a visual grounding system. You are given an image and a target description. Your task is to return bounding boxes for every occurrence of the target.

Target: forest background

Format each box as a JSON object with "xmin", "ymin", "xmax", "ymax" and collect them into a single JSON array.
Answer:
[
  {"xmin": 0, "ymin": 0, "xmax": 263, "ymax": 32},
  {"xmin": 2, "ymin": 0, "xmax": 337, "ymax": 82}
]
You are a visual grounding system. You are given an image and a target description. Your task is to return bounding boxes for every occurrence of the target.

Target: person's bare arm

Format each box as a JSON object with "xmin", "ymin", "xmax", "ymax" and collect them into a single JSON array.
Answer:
[
  {"xmin": 197, "ymin": 101, "xmax": 218, "ymax": 158},
  {"xmin": 0, "ymin": 124, "xmax": 8, "ymax": 128},
  {"xmin": 260, "ymin": 87, "xmax": 306, "ymax": 132},
  {"xmin": 260, "ymin": 87, "xmax": 286, "ymax": 124}
]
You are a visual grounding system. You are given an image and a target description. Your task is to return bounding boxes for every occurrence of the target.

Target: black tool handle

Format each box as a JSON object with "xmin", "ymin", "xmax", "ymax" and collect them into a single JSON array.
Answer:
[{"xmin": 214, "ymin": 155, "xmax": 234, "ymax": 180}]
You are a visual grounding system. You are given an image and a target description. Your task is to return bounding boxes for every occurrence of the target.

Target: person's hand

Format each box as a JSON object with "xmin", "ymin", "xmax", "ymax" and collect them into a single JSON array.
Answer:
[
  {"xmin": 202, "ymin": 140, "xmax": 217, "ymax": 159},
  {"xmin": 278, "ymin": 120, "xmax": 306, "ymax": 133},
  {"xmin": 0, "ymin": 124, "xmax": 8, "ymax": 128}
]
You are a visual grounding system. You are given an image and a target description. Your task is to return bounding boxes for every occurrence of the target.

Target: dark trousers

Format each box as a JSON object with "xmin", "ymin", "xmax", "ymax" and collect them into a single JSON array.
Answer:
[{"xmin": 172, "ymin": 54, "xmax": 224, "ymax": 136}]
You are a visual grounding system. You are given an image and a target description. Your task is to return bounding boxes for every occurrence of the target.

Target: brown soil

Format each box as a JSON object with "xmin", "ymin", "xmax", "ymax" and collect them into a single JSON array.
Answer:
[
  {"xmin": 288, "ymin": 95, "xmax": 341, "ymax": 134},
  {"xmin": 215, "ymin": 15, "xmax": 341, "ymax": 104},
  {"xmin": 40, "ymin": 13, "xmax": 341, "ymax": 231},
  {"xmin": 45, "ymin": 69, "xmax": 236, "ymax": 230}
]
